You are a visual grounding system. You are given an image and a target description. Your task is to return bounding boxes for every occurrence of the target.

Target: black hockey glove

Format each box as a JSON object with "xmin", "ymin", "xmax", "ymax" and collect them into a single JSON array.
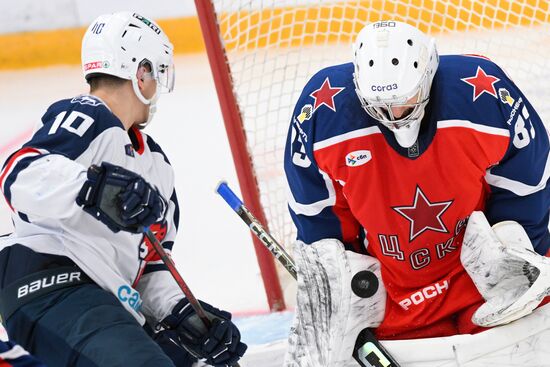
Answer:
[
  {"xmin": 161, "ymin": 298, "xmax": 247, "ymax": 367},
  {"xmin": 76, "ymin": 162, "xmax": 167, "ymax": 233}
]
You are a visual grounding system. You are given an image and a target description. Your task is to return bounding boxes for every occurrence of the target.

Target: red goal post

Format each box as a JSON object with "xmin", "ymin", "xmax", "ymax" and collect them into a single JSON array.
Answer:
[{"xmin": 194, "ymin": 0, "xmax": 550, "ymax": 311}]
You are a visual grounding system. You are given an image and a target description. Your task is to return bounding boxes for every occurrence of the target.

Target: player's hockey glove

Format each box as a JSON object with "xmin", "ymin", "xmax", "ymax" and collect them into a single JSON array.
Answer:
[
  {"xmin": 76, "ymin": 162, "xmax": 167, "ymax": 233},
  {"xmin": 160, "ymin": 298, "xmax": 247, "ymax": 366}
]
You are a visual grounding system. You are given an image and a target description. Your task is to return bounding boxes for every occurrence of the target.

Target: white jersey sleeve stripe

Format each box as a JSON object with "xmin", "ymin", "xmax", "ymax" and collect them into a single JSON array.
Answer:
[
  {"xmin": 287, "ymin": 168, "xmax": 336, "ymax": 216},
  {"xmin": 0, "ymin": 344, "xmax": 29, "ymax": 359},
  {"xmin": 313, "ymin": 126, "xmax": 381, "ymax": 151},
  {"xmin": 0, "ymin": 148, "xmax": 44, "ymax": 190},
  {"xmin": 437, "ymin": 119, "xmax": 510, "ymax": 137},
  {"xmin": 485, "ymin": 151, "xmax": 550, "ymax": 196}
]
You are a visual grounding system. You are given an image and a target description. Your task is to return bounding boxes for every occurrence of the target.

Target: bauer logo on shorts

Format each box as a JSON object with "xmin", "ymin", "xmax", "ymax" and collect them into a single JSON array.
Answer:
[
  {"xmin": 17, "ymin": 271, "xmax": 82, "ymax": 299},
  {"xmin": 346, "ymin": 150, "xmax": 372, "ymax": 167}
]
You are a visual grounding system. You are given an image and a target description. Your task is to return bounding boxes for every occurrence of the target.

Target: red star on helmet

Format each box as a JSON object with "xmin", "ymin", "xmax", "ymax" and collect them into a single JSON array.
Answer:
[
  {"xmin": 310, "ymin": 77, "xmax": 345, "ymax": 112},
  {"xmin": 461, "ymin": 66, "xmax": 500, "ymax": 101},
  {"xmin": 393, "ymin": 186, "xmax": 453, "ymax": 242}
]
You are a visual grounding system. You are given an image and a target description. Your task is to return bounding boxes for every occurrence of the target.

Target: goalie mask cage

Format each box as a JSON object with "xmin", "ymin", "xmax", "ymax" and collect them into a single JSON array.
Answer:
[{"xmin": 194, "ymin": 0, "xmax": 550, "ymax": 311}]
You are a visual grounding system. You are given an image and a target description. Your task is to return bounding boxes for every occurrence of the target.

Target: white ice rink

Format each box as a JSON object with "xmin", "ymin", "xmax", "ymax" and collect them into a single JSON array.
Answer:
[{"xmin": 0, "ymin": 53, "xmax": 271, "ymax": 317}]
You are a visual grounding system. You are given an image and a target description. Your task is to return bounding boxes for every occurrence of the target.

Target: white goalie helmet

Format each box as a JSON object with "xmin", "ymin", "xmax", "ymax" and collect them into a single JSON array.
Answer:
[
  {"xmin": 353, "ymin": 21, "xmax": 439, "ymax": 147},
  {"xmin": 81, "ymin": 12, "xmax": 175, "ymax": 126}
]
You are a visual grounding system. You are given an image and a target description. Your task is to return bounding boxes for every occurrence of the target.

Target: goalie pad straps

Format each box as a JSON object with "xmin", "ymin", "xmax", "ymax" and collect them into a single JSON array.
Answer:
[
  {"xmin": 462, "ymin": 211, "xmax": 550, "ymax": 327},
  {"xmin": 284, "ymin": 239, "xmax": 386, "ymax": 367}
]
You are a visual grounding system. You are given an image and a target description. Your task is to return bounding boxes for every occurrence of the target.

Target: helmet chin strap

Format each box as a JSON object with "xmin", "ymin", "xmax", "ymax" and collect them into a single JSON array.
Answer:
[{"xmin": 131, "ymin": 77, "xmax": 159, "ymax": 128}]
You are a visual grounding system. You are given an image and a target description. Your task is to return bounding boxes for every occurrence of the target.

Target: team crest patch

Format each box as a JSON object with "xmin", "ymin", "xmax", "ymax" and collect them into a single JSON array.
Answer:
[
  {"xmin": 461, "ymin": 66, "xmax": 500, "ymax": 102},
  {"xmin": 498, "ymin": 88, "xmax": 515, "ymax": 107},
  {"xmin": 125, "ymin": 144, "xmax": 135, "ymax": 157},
  {"xmin": 310, "ymin": 77, "xmax": 345, "ymax": 112}
]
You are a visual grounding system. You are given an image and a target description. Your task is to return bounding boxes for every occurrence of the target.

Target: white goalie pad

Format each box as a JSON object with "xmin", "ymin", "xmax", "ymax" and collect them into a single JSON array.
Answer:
[
  {"xmin": 238, "ymin": 303, "xmax": 550, "ymax": 367},
  {"xmin": 462, "ymin": 211, "xmax": 550, "ymax": 327},
  {"xmin": 284, "ymin": 239, "xmax": 386, "ymax": 367}
]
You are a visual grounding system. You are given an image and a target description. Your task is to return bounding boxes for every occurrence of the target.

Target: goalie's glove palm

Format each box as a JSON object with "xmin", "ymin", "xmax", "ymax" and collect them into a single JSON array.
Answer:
[
  {"xmin": 462, "ymin": 211, "xmax": 550, "ymax": 327},
  {"xmin": 161, "ymin": 298, "xmax": 247, "ymax": 366}
]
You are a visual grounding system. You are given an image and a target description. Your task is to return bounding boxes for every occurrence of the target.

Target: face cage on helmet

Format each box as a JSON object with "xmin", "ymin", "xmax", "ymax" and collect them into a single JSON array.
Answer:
[{"xmin": 354, "ymin": 73, "xmax": 431, "ymax": 130}]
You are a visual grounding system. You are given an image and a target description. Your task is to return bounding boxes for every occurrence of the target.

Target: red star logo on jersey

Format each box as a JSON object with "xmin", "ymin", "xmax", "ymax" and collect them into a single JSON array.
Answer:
[
  {"xmin": 461, "ymin": 66, "xmax": 500, "ymax": 101},
  {"xmin": 310, "ymin": 77, "xmax": 345, "ymax": 112},
  {"xmin": 393, "ymin": 186, "xmax": 453, "ymax": 242}
]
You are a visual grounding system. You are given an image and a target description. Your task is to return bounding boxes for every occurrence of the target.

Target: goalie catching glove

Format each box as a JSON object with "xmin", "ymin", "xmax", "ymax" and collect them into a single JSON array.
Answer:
[
  {"xmin": 462, "ymin": 211, "xmax": 550, "ymax": 327},
  {"xmin": 160, "ymin": 298, "xmax": 247, "ymax": 367},
  {"xmin": 285, "ymin": 239, "xmax": 386, "ymax": 367},
  {"xmin": 76, "ymin": 162, "xmax": 167, "ymax": 233}
]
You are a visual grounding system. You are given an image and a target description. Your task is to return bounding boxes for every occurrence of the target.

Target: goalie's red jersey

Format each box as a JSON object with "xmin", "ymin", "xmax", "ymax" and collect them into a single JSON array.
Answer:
[{"xmin": 284, "ymin": 55, "xmax": 550, "ymax": 339}]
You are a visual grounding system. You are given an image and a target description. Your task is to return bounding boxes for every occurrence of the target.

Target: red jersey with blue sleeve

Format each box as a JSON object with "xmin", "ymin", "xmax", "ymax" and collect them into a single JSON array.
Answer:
[
  {"xmin": 0, "ymin": 95, "xmax": 182, "ymax": 325},
  {"xmin": 284, "ymin": 55, "xmax": 550, "ymax": 339},
  {"xmin": 0, "ymin": 340, "xmax": 46, "ymax": 367}
]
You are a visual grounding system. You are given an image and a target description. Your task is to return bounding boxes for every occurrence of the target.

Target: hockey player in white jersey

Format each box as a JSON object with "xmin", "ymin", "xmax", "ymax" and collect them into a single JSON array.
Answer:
[{"xmin": 0, "ymin": 12, "xmax": 246, "ymax": 367}]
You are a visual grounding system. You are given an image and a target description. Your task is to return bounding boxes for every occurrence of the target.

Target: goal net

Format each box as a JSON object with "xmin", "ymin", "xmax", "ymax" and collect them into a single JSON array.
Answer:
[{"xmin": 195, "ymin": 0, "xmax": 550, "ymax": 310}]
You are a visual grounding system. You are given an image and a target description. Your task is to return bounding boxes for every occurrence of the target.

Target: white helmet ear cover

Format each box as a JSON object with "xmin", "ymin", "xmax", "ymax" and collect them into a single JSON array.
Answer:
[{"xmin": 462, "ymin": 211, "xmax": 550, "ymax": 327}]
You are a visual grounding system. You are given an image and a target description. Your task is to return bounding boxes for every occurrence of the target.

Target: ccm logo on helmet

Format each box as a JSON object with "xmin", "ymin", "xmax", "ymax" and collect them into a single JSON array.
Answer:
[{"xmin": 371, "ymin": 84, "xmax": 398, "ymax": 92}]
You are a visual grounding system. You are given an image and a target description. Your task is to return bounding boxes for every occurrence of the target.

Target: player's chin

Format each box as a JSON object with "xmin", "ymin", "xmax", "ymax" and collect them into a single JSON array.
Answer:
[{"xmin": 138, "ymin": 110, "xmax": 149, "ymax": 125}]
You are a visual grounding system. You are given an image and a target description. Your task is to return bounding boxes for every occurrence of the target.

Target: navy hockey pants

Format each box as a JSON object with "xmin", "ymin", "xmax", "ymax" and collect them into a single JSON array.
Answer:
[{"xmin": 5, "ymin": 283, "xmax": 190, "ymax": 367}]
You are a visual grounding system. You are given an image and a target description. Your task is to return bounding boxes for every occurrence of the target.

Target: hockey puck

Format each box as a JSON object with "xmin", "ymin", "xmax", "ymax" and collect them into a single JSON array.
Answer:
[{"xmin": 351, "ymin": 270, "xmax": 379, "ymax": 298}]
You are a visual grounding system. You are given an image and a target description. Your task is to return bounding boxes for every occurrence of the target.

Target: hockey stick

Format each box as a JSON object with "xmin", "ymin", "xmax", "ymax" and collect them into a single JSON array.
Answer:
[
  {"xmin": 216, "ymin": 182, "xmax": 297, "ymax": 279},
  {"xmin": 143, "ymin": 228, "xmax": 241, "ymax": 367},
  {"xmin": 216, "ymin": 181, "xmax": 401, "ymax": 367},
  {"xmin": 143, "ymin": 228, "xmax": 211, "ymax": 326}
]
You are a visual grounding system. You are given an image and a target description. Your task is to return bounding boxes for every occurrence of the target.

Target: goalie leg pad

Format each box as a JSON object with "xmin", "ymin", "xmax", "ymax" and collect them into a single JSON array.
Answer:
[
  {"xmin": 462, "ymin": 211, "xmax": 550, "ymax": 327},
  {"xmin": 284, "ymin": 239, "xmax": 386, "ymax": 367}
]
